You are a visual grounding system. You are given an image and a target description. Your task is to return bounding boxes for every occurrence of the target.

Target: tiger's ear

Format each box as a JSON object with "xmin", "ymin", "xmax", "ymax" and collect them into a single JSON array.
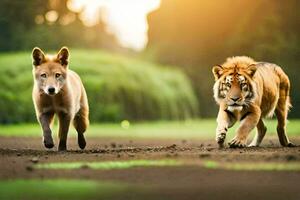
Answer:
[
  {"xmin": 32, "ymin": 47, "xmax": 45, "ymax": 67},
  {"xmin": 247, "ymin": 64, "xmax": 257, "ymax": 77},
  {"xmin": 56, "ymin": 46, "xmax": 69, "ymax": 67},
  {"xmin": 212, "ymin": 65, "xmax": 223, "ymax": 80}
]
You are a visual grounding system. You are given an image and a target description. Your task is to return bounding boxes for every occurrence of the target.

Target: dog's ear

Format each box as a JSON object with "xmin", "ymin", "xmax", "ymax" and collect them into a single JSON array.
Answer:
[
  {"xmin": 56, "ymin": 46, "xmax": 69, "ymax": 67},
  {"xmin": 32, "ymin": 47, "xmax": 45, "ymax": 67},
  {"xmin": 212, "ymin": 65, "xmax": 223, "ymax": 80},
  {"xmin": 246, "ymin": 63, "xmax": 257, "ymax": 77}
]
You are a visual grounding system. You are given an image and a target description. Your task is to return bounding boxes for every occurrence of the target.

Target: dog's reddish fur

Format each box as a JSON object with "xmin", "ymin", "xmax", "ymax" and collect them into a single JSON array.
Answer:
[{"xmin": 32, "ymin": 47, "xmax": 89, "ymax": 151}]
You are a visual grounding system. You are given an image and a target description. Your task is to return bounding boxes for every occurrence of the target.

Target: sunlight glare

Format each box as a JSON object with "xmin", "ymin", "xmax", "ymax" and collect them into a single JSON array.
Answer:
[
  {"xmin": 45, "ymin": 10, "xmax": 59, "ymax": 23},
  {"xmin": 68, "ymin": 0, "xmax": 160, "ymax": 50}
]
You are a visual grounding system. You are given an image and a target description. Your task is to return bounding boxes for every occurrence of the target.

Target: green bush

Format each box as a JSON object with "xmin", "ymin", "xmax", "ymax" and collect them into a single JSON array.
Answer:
[{"xmin": 0, "ymin": 49, "xmax": 198, "ymax": 123}]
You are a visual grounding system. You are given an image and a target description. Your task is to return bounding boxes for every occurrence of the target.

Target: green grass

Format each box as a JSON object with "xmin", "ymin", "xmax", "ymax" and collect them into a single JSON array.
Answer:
[
  {"xmin": 34, "ymin": 158, "xmax": 300, "ymax": 172},
  {"xmin": 35, "ymin": 159, "xmax": 182, "ymax": 170},
  {"xmin": 0, "ymin": 179, "xmax": 129, "ymax": 200},
  {"xmin": 203, "ymin": 160, "xmax": 300, "ymax": 171},
  {"xmin": 0, "ymin": 119, "xmax": 299, "ymax": 139}
]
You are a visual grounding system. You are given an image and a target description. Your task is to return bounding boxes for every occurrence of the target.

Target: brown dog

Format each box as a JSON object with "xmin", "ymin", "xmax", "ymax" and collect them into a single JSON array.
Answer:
[
  {"xmin": 212, "ymin": 56, "xmax": 294, "ymax": 148},
  {"xmin": 32, "ymin": 47, "xmax": 89, "ymax": 151}
]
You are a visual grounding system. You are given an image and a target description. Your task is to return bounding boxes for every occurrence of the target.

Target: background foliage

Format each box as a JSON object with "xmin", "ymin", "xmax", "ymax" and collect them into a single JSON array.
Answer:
[
  {"xmin": 0, "ymin": 50, "xmax": 198, "ymax": 123},
  {"xmin": 0, "ymin": 0, "xmax": 299, "ymax": 123},
  {"xmin": 0, "ymin": 0, "xmax": 119, "ymax": 51}
]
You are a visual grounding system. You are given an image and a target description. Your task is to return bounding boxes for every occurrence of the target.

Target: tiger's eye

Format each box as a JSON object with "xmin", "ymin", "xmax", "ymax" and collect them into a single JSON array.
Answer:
[
  {"xmin": 55, "ymin": 73, "xmax": 61, "ymax": 78},
  {"xmin": 40, "ymin": 73, "xmax": 46, "ymax": 78}
]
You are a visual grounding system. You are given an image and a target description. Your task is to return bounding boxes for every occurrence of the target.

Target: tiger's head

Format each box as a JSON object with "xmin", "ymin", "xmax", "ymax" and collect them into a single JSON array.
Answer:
[{"xmin": 212, "ymin": 56, "xmax": 257, "ymax": 112}]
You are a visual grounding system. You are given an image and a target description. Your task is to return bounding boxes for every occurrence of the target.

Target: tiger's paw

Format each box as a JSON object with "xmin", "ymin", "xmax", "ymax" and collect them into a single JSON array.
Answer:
[
  {"xmin": 216, "ymin": 132, "xmax": 226, "ymax": 148},
  {"xmin": 228, "ymin": 137, "xmax": 247, "ymax": 148}
]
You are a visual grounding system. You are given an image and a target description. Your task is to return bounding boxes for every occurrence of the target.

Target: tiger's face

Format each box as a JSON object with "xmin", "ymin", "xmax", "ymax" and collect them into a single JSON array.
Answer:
[{"xmin": 212, "ymin": 64, "xmax": 257, "ymax": 112}]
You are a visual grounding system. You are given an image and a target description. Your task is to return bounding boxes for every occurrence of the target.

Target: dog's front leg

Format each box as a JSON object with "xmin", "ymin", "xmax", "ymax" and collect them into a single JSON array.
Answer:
[
  {"xmin": 216, "ymin": 108, "xmax": 236, "ymax": 148},
  {"xmin": 39, "ymin": 112, "xmax": 55, "ymax": 149},
  {"xmin": 58, "ymin": 112, "xmax": 71, "ymax": 151}
]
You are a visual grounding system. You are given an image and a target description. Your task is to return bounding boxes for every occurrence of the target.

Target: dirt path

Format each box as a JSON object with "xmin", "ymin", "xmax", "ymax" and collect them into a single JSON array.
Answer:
[{"xmin": 1, "ymin": 136, "xmax": 300, "ymax": 200}]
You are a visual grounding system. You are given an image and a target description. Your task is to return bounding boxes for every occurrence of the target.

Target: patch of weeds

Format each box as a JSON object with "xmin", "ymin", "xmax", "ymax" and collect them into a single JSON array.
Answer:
[
  {"xmin": 0, "ymin": 179, "xmax": 127, "ymax": 200},
  {"xmin": 203, "ymin": 160, "xmax": 300, "ymax": 171},
  {"xmin": 35, "ymin": 159, "xmax": 182, "ymax": 170}
]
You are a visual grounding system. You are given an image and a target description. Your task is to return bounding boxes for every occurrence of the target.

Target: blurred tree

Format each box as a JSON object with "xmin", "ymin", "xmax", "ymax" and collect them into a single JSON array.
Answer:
[
  {"xmin": 0, "ymin": 0, "xmax": 120, "ymax": 51},
  {"xmin": 147, "ymin": 0, "xmax": 300, "ymax": 118}
]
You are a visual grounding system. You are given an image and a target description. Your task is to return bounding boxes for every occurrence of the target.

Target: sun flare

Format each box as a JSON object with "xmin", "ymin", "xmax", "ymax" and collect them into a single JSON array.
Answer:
[{"xmin": 67, "ymin": 0, "xmax": 160, "ymax": 50}]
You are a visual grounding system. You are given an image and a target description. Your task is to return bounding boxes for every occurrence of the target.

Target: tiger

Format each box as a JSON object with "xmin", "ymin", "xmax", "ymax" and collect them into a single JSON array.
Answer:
[{"xmin": 212, "ymin": 56, "xmax": 295, "ymax": 148}]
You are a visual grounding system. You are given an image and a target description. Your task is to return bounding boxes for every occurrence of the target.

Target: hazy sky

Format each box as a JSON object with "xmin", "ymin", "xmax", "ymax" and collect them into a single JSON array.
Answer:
[{"xmin": 68, "ymin": 0, "xmax": 160, "ymax": 50}]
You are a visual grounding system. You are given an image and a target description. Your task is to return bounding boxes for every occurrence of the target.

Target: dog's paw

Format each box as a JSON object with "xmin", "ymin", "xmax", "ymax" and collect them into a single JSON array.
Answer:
[
  {"xmin": 78, "ymin": 134, "xmax": 86, "ymax": 150},
  {"xmin": 43, "ymin": 137, "xmax": 54, "ymax": 149},
  {"xmin": 228, "ymin": 137, "xmax": 247, "ymax": 148},
  {"xmin": 287, "ymin": 142, "xmax": 297, "ymax": 147},
  {"xmin": 58, "ymin": 141, "xmax": 67, "ymax": 151}
]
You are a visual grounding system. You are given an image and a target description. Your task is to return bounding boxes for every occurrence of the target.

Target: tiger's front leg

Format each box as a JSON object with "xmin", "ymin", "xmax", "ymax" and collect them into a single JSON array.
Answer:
[
  {"xmin": 216, "ymin": 107, "xmax": 236, "ymax": 148},
  {"xmin": 229, "ymin": 107, "xmax": 261, "ymax": 148}
]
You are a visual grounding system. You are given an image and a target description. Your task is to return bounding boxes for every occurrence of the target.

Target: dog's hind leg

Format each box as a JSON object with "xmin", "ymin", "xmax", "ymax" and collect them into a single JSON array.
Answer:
[{"xmin": 73, "ymin": 106, "xmax": 89, "ymax": 150}]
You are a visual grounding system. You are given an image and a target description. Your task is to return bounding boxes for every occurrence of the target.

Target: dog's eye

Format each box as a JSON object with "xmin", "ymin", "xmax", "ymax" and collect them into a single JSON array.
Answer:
[
  {"xmin": 55, "ymin": 73, "xmax": 61, "ymax": 78},
  {"xmin": 40, "ymin": 73, "xmax": 46, "ymax": 78}
]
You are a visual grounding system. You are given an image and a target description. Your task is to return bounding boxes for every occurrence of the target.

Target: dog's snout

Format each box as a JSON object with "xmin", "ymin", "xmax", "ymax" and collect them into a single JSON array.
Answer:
[{"xmin": 48, "ymin": 87, "xmax": 55, "ymax": 94}]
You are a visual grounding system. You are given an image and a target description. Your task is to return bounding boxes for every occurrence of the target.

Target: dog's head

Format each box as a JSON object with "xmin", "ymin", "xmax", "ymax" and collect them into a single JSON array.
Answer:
[{"xmin": 32, "ymin": 47, "xmax": 69, "ymax": 96}]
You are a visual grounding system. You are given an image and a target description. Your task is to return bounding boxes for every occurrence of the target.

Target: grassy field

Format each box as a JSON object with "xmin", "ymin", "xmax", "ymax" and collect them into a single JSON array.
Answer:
[
  {"xmin": 1, "ymin": 119, "xmax": 300, "ymax": 200},
  {"xmin": 0, "ymin": 119, "xmax": 299, "ymax": 139},
  {"xmin": 0, "ymin": 179, "xmax": 130, "ymax": 200}
]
